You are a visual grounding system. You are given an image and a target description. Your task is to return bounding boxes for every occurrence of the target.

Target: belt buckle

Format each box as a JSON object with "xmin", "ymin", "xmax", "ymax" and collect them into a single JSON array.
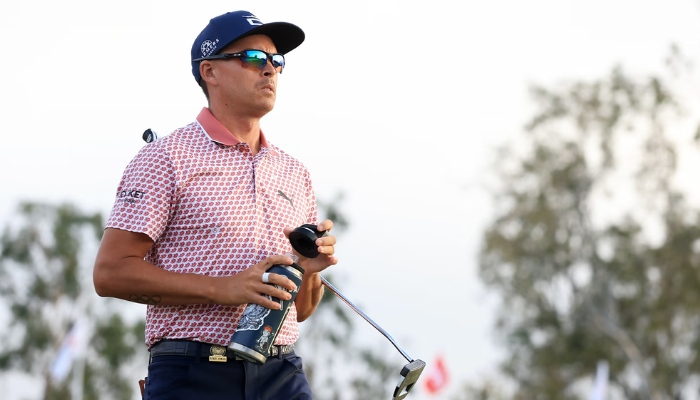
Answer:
[{"xmin": 209, "ymin": 345, "xmax": 228, "ymax": 362}]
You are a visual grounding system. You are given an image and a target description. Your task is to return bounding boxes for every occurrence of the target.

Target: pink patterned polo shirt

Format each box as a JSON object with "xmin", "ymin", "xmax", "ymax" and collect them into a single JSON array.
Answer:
[{"xmin": 106, "ymin": 108, "xmax": 318, "ymax": 348}]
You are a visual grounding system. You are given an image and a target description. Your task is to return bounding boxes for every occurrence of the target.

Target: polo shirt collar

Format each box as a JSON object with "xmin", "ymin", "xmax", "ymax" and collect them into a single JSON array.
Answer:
[{"xmin": 196, "ymin": 107, "xmax": 277, "ymax": 155}]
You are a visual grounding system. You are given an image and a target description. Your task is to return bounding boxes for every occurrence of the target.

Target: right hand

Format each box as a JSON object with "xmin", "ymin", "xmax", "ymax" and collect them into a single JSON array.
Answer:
[{"xmin": 214, "ymin": 255, "xmax": 297, "ymax": 310}]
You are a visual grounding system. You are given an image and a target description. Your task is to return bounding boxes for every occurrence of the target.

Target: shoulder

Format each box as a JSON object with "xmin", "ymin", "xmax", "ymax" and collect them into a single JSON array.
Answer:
[
  {"xmin": 137, "ymin": 122, "xmax": 202, "ymax": 156},
  {"xmin": 268, "ymin": 143, "xmax": 308, "ymax": 170}
]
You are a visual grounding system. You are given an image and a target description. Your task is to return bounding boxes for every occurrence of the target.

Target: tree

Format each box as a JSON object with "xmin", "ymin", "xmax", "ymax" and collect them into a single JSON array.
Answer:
[
  {"xmin": 478, "ymin": 47, "xmax": 700, "ymax": 399},
  {"xmin": 0, "ymin": 202, "xmax": 144, "ymax": 400}
]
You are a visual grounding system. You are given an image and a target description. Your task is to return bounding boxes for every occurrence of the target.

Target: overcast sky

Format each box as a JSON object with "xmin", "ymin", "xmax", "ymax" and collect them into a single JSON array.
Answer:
[{"xmin": 3, "ymin": 1, "xmax": 700, "ymax": 399}]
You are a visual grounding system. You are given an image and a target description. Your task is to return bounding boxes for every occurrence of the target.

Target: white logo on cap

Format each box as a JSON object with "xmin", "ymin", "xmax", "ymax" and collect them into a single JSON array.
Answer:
[
  {"xmin": 244, "ymin": 14, "xmax": 263, "ymax": 26},
  {"xmin": 200, "ymin": 39, "xmax": 219, "ymax": 57}
]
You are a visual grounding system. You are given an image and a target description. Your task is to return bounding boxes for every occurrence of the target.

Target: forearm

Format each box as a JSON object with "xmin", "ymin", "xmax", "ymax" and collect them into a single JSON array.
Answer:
[
  {"xmin": 94, "ymin": 228, "xmax": 297, "ymax": 310},
  {"xmin": 94, "ymin": 256, "xmax": 220, "ymax": 306},
  {"xmin": 294, "ymin": 271, "xmax": 324, "ymax": 322},
  {"xmin": 93, "ymin": 227, "xmax": 229, "ymax": 306}
]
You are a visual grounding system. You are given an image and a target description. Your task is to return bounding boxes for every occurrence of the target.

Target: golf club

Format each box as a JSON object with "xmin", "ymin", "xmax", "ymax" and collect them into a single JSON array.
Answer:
[
  {"xmin": 290, "ymin": 224, "xmax": 425, "ymax": 400},
  {"xmin": 320, "ymin": 276, "xmax": 426, "ymax": 400}
]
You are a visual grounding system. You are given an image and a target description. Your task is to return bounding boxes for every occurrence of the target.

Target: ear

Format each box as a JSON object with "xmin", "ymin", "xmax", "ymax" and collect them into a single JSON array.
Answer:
[{"xmin": 199, "ymin": 61, "xmax": 217, "ymax": 87}]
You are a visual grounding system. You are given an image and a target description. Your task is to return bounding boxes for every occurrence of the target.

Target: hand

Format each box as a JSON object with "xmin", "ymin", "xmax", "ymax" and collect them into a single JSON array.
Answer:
[
  {"xmin": 213, "ymin": 255, "xmax": 298, "ymax": 310},
  {"xmin": 284, "ymin": 219, "xmax": 338, "ymax": 275}
]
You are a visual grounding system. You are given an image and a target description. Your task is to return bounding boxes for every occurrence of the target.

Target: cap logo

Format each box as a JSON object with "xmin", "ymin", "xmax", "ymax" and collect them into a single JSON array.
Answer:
[
  {"xmin": 200, "ymin": 39, "xmax": 219, "ymax": 57},
  {"xmin": 244, "ymin": 14, "xmax": 263, "ymax": 26}
]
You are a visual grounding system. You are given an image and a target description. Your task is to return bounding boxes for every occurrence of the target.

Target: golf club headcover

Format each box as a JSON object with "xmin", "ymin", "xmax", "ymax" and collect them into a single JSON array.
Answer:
[
  {"xmin": 142, "ymin": 128, "xmax": 158, "ymax": 143},
  {"xmin": 289, "ymin": 224, "xmax": 327, "ymax": 258}
]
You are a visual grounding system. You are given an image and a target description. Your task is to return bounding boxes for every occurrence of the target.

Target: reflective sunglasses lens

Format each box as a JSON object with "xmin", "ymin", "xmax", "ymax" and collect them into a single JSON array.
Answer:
[
  {"xmin": 271, "ymin": 54, "xmax": 285, "ymax": 71},
  {"xmin": 242, "ymin": 50, "xmax": 267, "ymax": 69}
]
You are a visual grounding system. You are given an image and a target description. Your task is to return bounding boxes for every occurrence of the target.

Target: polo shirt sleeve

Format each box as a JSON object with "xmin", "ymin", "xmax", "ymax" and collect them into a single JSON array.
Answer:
[{"xmin": 105, "ymin": 141, "xmax": 177, "ymax": 242}]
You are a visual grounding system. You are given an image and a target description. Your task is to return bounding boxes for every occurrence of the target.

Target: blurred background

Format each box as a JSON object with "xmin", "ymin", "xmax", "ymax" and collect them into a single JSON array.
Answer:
[{"xmin": 3, "ymin": 0, "xmax": 700, "ymax": 399}]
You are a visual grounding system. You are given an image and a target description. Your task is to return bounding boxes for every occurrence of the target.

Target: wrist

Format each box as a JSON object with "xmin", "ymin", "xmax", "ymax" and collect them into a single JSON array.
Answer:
[{"xmin": 303, "ymin": 271, "xmax": 322, "ymax": 289}]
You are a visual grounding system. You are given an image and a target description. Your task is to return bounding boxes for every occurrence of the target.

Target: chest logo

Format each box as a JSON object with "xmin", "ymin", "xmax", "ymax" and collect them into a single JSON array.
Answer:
[{"xmin": 278, "ymin": 190, "xmax": 295, "ymax": 209}]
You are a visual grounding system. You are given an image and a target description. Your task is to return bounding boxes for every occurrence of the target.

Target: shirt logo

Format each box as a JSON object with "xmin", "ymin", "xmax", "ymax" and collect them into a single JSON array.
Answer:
[
  {"xmin": 278, "ymin": 190, "xmax": 295, "ymax": 209},
  {"xmin": 118, "ymin": 189, "xmax": 146, "ymax": 204}
]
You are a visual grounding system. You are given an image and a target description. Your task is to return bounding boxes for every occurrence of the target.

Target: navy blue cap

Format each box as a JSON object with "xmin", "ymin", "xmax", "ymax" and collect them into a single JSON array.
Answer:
[{"xmin": 191, "ymin": 11, "xmax": 305, "ymax": 83}]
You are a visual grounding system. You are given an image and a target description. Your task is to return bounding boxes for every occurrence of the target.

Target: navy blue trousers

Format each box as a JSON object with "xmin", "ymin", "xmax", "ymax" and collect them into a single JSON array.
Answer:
[{"xmin": 143, "ymin": 351, "xmax": 312, "ymax": 400}]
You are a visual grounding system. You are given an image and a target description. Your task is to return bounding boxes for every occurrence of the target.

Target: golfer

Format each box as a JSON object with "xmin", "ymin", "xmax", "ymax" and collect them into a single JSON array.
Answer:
[{"xmin": 93, "ymin": 10, "xmax": 338, "ymax": 400}]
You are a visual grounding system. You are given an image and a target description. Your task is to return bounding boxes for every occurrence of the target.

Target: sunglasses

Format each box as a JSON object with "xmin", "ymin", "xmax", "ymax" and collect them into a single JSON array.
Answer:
[{"xmin": 193, "ymin": 49, "xmax": 285, "ymax": 73}]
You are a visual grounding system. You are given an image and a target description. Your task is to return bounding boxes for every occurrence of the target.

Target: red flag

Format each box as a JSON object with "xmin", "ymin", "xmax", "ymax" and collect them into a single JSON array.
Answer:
[{"xmin": 423, "ymin": 355, "xmax": 449, "ymax": 395}]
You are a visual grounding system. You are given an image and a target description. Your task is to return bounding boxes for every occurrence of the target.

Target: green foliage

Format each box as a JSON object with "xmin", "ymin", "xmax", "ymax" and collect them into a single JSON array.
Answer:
[
  {"xmin": 451, "ymin": 380, "xmax": 510, "ymax": 400},
  {"xmin": 478, "ymin": 47, "xmax": 700, "ymax": 399},
  {"xmin": 0, "ymin": 202, "xmax": 144, "ymax": 400}
]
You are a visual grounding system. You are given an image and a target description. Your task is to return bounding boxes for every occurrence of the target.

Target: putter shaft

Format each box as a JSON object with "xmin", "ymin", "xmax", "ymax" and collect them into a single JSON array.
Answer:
[{"xmin": 320, "ymin": 276, "xmax": 413, "ymax": 362}]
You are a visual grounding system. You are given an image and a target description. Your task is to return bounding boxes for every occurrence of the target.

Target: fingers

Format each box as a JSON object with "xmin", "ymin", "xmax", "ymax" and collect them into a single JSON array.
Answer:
[
  {"xmin": 258, "ymin": 254, "xmax": 295, "ymax": 269},
  {"xmin": 240, "ymin": 272, "xmax": 295, "ymax": 310},
  {"xmin": 250, "ymin": 292, "xmax": 287, "ymax": 310},
  {"xmin": 316, "ymin": 219, "xmax": 334, "ymax": 256},
  {"xmin": 263, "ymin": 272, "xmax": 297, "ymax": 292},
  {"xmin": 317, "ymin": 219, "xmax": 333, "ymax": 233},
  {"xmin": 315, "ymin": 231, "xmax": 336, "ymax": 256},
  {"xmin": 253, "ymin": 256, "xmax": 297, "ymax": 291},
  {"xmin": 284, "ymin": 220, "xmax": 333, "ymax": 238},
  {"xmin": 261, "ymin": 277, "xmax": 294, "ymax": 297},
  {"xmin": 286, "ymin": 220, "xmax": 336, "ymax": 255},
  {"xmin": 280, "ymin": 221, "xmax": 339, "ymax": 274},
  {"xmin": 240, "ymin": 275, "xmax": 294, "ymax": 310},
  {"xmin": 254, "ymin": 269, "xmax": 298, "ymax": 309}
]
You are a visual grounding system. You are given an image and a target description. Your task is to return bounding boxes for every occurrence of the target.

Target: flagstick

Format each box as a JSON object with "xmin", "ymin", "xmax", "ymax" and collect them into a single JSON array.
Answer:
[
  {"xmin": 74, "ymin": 290, "xmax": 92, "ymax": 400},
  {"xmin": 72, "ymin": 355, "xmax": 85, "ymax": 400},
  {"xmin": 47, "ymin": 241, "xmax": 94, "ymax": 399},
  {"xmin": 590, "ymin": 360, "xmax": 608, "ymax": 400},
  {"xmin": 70, "ymin": 268, "xmax": 92, "ymax": 400}
]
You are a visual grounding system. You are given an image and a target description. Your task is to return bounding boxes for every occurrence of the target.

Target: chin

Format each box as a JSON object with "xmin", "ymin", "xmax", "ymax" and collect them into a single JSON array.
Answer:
[{"xmin": 260, "ymin": 102, "xmax": 276, "ymax": 114}]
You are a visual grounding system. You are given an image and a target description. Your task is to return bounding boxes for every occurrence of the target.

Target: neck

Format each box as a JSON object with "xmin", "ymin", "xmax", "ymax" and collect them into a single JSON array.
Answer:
[{"xmin": 208, "ymin": 104, "xmax": 263, "ymax": 154}]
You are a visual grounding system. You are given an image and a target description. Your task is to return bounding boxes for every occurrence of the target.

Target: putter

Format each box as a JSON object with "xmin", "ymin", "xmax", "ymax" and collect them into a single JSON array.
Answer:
[
  {"xmin": 320, "ymin": 276, "xmax": 426, "ymax": 400},
  {"xmin": 290, "ymin": 224, "xmax": 425, "ymax": 399}
]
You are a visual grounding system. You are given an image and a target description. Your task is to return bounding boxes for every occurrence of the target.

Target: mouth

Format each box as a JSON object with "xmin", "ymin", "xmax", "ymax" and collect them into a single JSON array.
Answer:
[{"xmin": 261, "ymin": 84, "xmax": 275, "ymax": 94}]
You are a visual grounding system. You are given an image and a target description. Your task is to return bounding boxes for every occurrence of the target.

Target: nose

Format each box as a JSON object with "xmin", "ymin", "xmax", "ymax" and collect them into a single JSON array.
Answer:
[{"xmin": 262, "ymin": 60, "xmax": 278, "ymax": 77}]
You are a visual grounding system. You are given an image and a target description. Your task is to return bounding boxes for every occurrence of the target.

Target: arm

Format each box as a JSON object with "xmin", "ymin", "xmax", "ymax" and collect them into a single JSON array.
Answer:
[
  {"xmin": 294, "ymin": 272, "xmax": 325, "ymax": 322},
  {"xmin": 287, "ymin": 220, "xmax": 338, "ymax": 321},
  {"xmin": 93, "ymin": 228, "xmax": 297, "ymax": 309}
]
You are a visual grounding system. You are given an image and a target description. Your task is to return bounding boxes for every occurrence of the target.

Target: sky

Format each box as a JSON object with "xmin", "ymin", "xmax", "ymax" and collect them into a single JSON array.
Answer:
[{"xmin": 2, "ymin": 0, "xmax": 700, "ymax": 399}]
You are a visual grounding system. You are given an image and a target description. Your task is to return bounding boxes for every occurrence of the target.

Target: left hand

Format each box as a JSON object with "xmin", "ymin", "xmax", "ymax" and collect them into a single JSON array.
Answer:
[{"xmin": 284, "ymin": 219, "xmax": 338, "ymax": 274}]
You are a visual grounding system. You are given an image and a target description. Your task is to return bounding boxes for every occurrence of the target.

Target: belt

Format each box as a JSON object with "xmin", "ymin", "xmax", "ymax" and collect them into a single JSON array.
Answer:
[{"xmin": 150, "ymin": 340, "xmax": 295, "ymax": 361}]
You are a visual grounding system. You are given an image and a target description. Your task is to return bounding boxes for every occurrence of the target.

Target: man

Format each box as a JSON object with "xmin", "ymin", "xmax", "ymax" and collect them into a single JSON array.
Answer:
[{"xmin": 93, "ymin": 10, "xmax": 337, "ymax": 400}]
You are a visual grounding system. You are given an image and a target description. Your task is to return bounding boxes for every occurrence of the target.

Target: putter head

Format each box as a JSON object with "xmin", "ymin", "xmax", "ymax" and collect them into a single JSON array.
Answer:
[{"xmin": 392, "ymin": 359, "xmax": 426, "ymax": 400}]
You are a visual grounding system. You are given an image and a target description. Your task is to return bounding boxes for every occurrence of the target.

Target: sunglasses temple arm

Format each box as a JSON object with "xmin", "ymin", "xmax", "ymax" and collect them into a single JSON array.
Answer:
[{"xmin": 320, "ymin": 276, "xmax": 414, "ymax": 363}]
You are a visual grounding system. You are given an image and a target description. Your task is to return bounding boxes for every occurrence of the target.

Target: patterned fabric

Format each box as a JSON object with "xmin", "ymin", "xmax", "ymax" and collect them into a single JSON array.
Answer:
[{"xmin": 106, "ymin": 108, "xmax": 317, "ymax": 348}]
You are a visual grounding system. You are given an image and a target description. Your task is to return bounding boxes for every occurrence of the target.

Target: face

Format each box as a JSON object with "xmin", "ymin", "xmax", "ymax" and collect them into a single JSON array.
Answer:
[{"xmin": 199, "ymin": 34, "xmax": 281, "ymax": 118}]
